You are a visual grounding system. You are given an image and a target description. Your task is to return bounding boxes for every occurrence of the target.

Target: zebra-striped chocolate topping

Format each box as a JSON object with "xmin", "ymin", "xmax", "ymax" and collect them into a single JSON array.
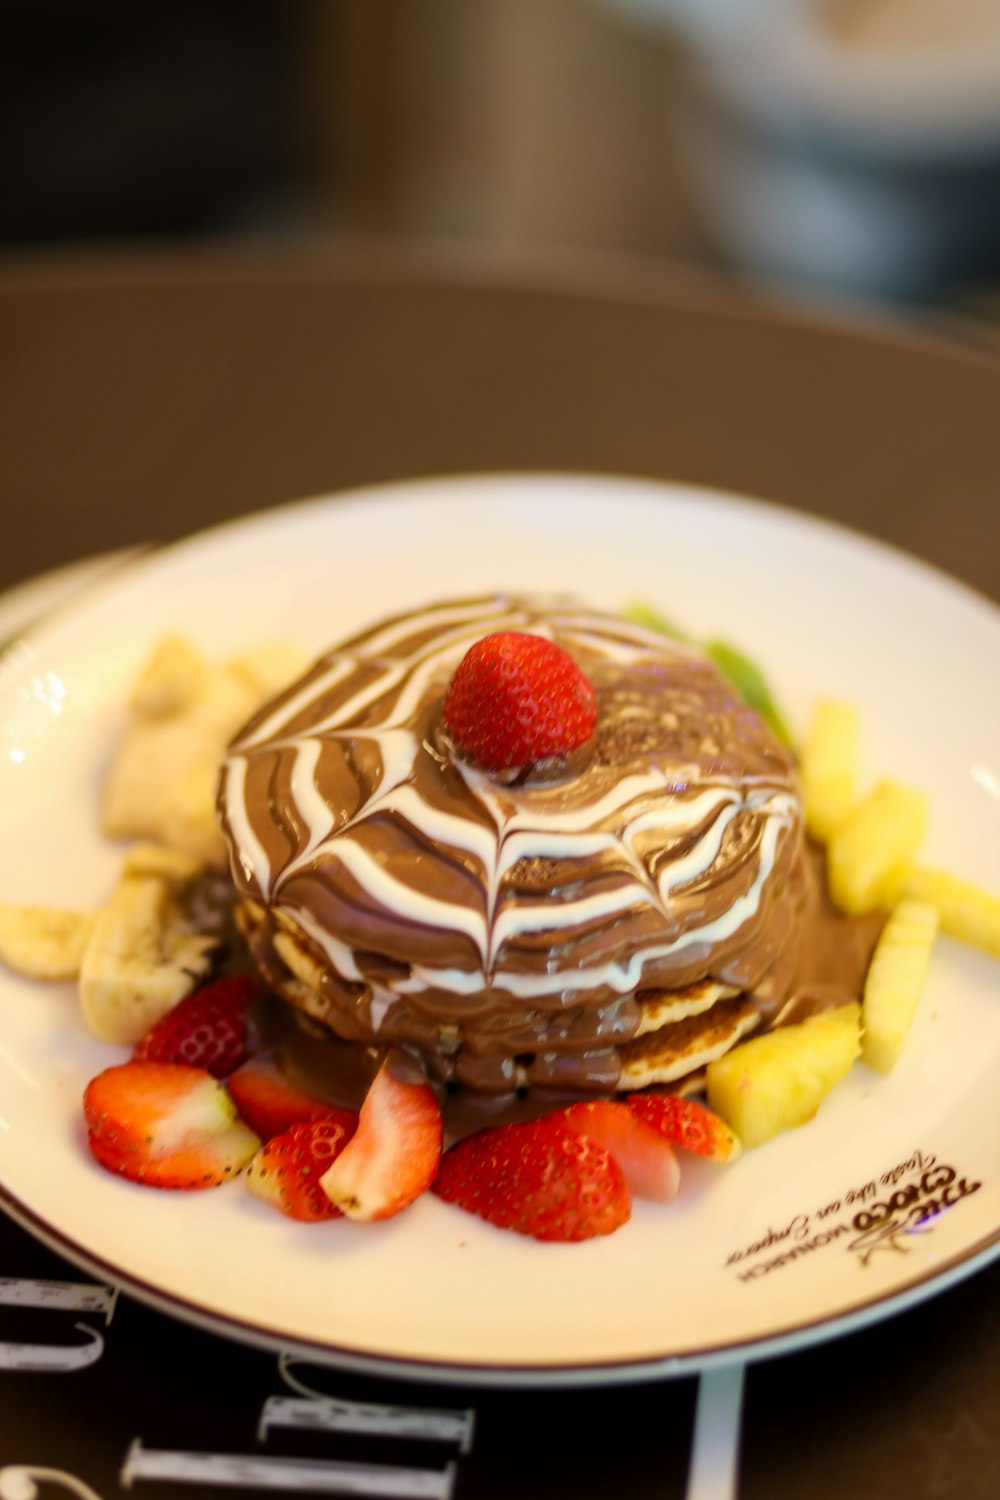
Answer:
[{"xmin": 218, "ymin": 597, "xmax": 807, "ymax": 1092}]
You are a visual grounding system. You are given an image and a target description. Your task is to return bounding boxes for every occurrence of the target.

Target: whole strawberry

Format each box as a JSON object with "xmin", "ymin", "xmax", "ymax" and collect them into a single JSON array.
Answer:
[
  {"xmin": 442, "ymin": 632, "xmax": 597, "ymax": 772},
  {"xmin": 132, "ymin": 974, "xmax": 258, "ymax": 1078},
  {"xmin": 433, "ymin": 1115, "xmax": 630, "ymax": 1241}
]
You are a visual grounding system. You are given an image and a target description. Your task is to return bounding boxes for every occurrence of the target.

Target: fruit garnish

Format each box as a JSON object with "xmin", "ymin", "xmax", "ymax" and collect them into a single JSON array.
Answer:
[
  {"xmin": 226, "ymin": 1056, "xmax": 347, "ymax": 1141},
  {"xmin": 861, "ymin": 899, "xmax": 939, "ymax": 1074},
  {"xmin": 319, "ymin": 1050, "xmax": 442, "ymax": 1221},
  {"xmin": 80, "ymin": 872, "xmax": 217, "ymax": 1045},
  {"xmin": 441, "ymin": 631, "xmax": 597, "ymax": 771},
  {"xmin": 246, "ymin": 1114, "xmax": 359, "ymax": 1221},
  {"xmin": 132, "ymin": 974, "xmax": 258, "ymax": 1078},
  {"xmin": 433, "ymin": 1115, "xmax": 631, "ymax": 1241},
  {"xmin": 559, "ymin": 1099, "xmax": 680, "ymax": 1201},
  {"xmin": 705, "ymin": 1002, "xmax": 861, "ymax": 1149},
  {"xmin": 622, "ymin": 601, "xmax": 689, "ymax": 641},
  {"xmin": 83, "ymin": 1061, "xmax": 259, "ymax": 1189},
  {"xmin": 702, "ymin": 638, "xmax": 792, "ymax": 747},
  {"xmin": 102, "ymin": 635, "xmax": 307, "ymax": 870},
  {"xmin": 0, "ymin": 902, "xmax": 96, "ymax": 981},
  {"xmin": 802, "ymin": 701, "xmax": 1000, "ymax": 973},
  {"xmin": 624, "ymin": 1091, "xmax": 742, "ymax": 1164},
  {"xmin": 826, "ymin": 779, "xmax": 928, "ymax": 915},
  {"xmin": 800, "ymin": 699, "xmax": 861, "ymax": 841},
  {"xmin": 894, "ymin": 865, "xmax": 1000, "ymax": 960}
]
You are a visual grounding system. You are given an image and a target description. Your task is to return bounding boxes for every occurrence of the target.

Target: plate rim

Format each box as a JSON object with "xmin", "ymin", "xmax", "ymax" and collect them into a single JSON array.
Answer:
[
  {"xmin": 2, "ymin": 1177, "xmax": 997, "ymax": 1390},
  {"xmin": 5, "ymin": 468, "xmax": 1000, "ymax": 657}
]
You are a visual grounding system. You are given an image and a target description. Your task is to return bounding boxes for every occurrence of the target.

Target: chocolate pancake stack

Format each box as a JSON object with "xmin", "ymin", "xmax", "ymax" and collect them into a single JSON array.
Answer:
[{"xmin": 217, "ymin": 597, "xmax": 811, "ymax": 1101}]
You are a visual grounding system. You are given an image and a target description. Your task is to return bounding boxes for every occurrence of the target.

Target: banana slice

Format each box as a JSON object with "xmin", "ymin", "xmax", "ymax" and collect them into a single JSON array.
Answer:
[
  {"xmin": 102, "ymin": 660, "xmax": 258, "ymax": 869},
  {"xmin": 0, "ymin": 903, "xmax": 97, "ymax": 981},
  {"xmin": 227, "ymin": 641, "xmax": 311, "ymax": 701},
  {"xmin": 128, "ymin": 635, "xmax": 208, "ymax": 719},
  {"xmin": 103, "ymin": 637, "xmax": 308, "ymax": 870},
  {"xmin": 119, "ymin": 841, "xmax": 207, "ymax": 889},
  {"xmin": 79, "ymin": 874, "xmax": 217, "ymax": 1045}
]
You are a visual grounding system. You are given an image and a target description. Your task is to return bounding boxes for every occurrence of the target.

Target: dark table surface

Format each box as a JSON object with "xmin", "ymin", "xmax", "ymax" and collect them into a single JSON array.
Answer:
[{"xmin": 1, "ymin": 243, "xmax": 998, "ymax": 1499}]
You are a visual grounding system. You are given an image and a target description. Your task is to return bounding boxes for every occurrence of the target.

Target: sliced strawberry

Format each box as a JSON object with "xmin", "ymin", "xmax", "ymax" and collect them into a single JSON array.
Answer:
[
  {"xmin": 442, "ymin": 631, "xmax": 597, "ymax": 771},
  {"xmin": 433, "ymin": 1115, "xmax": 631, "ymax": 1242},
  {"xmin": 132, "ymin": 974, "xmax": 258, "ymax": 1078},
  {"xmin": 226, "ymin": 1057, "xmax": 345, "ymax": 1141},
  {"xmin": 83, "ymin": 1061, "xmax": 259, "ymax": 1189},
  {"xmin": 625, "ymin": 1091, "xmax": 742, "ymax": 1163},
  {"xmin": 319, "ymin": 1050, "xmax": 442, "ymax": 1221},
  {"xmin": 247, "ymin": 1114, "xmax": 359, "ymax": 1222},
  {"xmin": 559, "ymin": 1099, "xmax": 680, "ymax": 1203}
]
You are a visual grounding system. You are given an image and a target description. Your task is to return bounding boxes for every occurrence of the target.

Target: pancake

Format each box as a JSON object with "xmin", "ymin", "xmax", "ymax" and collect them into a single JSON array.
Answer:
[
  {"xmin": 632, "ymin": 979, "xmax": 739, "ymax": 1037},
  {"xmin": 218, "ymin": 595, "xmax": 809, "ymax": 1098},
  {"xmin": 619, "ymin": 996, "xmax": 762, "ymax": 1088}
]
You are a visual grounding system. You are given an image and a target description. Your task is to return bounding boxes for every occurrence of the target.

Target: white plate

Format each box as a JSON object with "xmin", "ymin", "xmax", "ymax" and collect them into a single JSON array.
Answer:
[
  {"xmin": 1, "ymin": 473, "xmax": 998, "ymax": 1388},
  {"xmin": 0, "ymin": 548, "xmax": 145, "ymax": 648}
]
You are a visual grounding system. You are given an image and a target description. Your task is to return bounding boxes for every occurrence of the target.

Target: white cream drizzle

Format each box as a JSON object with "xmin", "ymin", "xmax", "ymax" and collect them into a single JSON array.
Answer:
[{"xmin": 221, "ymin": 755, "xmax": 273, "ymax": 892}]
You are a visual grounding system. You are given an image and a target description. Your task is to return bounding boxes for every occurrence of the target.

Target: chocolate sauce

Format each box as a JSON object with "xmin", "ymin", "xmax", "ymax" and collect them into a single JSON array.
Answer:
[{"xmin": 186, "ymin": 837, "xmax": 882, "ymax": 1146}]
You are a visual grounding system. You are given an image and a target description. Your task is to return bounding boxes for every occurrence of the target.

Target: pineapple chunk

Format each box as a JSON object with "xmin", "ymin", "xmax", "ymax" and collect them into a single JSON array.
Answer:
[
  {"xmin": 861, "ymin": 899, "xmax": 938, "ymax": 1074},
  {"xmin": 895, "ymin": 865, "xmax": 1000, "ymax": 961},
  {"xmin": 826, "ymin": 779, "xmax": 928, "ymax": 915},
  {"xmin": 705, "ymin": 1003, "xmax": 861, "ymax": 1149},
  {"xmin": 800, "ymin": 699, "xmax": 860, "ymax": 841}
]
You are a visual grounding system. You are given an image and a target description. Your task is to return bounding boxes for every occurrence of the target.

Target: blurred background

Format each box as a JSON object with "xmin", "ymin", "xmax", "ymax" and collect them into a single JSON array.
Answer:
[{"xmin": 5, "ymin": 0, "xmax": 1000, "ymax": 322}]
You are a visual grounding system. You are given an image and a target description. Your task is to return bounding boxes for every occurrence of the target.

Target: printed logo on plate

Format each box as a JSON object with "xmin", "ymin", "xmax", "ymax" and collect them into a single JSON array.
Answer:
[{"xmin": 725, "ymin": 1149, "xmax": 982, "ymax": 1282}]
